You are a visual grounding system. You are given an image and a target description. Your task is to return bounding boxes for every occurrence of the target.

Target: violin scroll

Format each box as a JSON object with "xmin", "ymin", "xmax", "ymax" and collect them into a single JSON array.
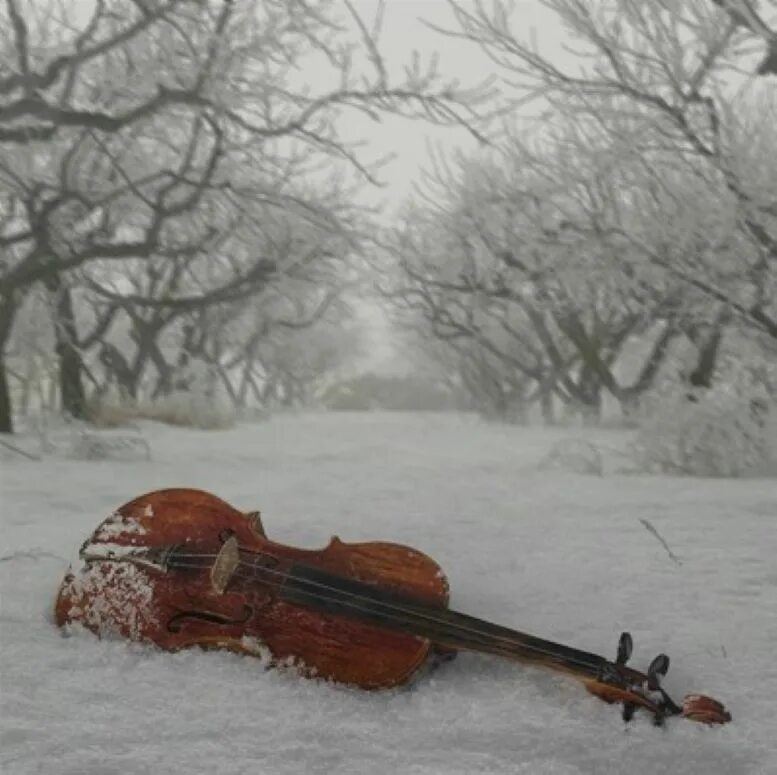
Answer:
[
  {"xmin": 585, "ymin": 632, "xmax": 730, "ymax": 726},
  {"xmin": 681, "ymin": 694, "xmax": 731, "ymax": 724}
]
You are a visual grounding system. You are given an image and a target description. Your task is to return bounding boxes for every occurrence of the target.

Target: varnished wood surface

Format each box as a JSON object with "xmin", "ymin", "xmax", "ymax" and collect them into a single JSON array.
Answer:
[{"xmin": 56, "ymin": 488, "xmax": 449, "ymax": 688}]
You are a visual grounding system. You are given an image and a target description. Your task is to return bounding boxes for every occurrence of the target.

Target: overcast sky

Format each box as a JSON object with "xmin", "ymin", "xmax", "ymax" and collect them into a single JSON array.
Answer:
[{"xmin": 341, "ymin": 0, "xmax": 561, "ymax": 215}]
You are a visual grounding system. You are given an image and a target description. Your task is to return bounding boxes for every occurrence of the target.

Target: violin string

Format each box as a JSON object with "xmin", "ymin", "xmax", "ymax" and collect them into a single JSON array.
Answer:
[
  {"xmin": 167, "ymin": 558, "xmax": 579, "ymax": 668},
  {"xmin": 165, "ymin": 552, "xmax": 610, "ymax": 673},
  {"xmin": 157, "ymin": 550, "xmax": 611, "ymax": 675}
]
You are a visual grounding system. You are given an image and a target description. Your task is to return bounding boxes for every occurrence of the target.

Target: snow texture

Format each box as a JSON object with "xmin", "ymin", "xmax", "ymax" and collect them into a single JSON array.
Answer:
[{"xmin": 1, "ymin": 412, "xmax": 776, "ymax": 774}]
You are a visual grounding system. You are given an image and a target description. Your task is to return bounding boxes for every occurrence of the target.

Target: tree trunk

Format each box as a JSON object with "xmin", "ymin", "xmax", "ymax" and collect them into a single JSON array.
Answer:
[
  {"xmin": 577, "ymin": 365, "xmax": 602, "ymax": 425},
  {"xmin": 145, "ymin": 338, "xmax": 174, "ymax": 398},
  {"xmin": 583, "ymin": 386, "xmax": 603, "ymax": 425},
  {"xmin": 0, "ymin": 353, "xmax": 12, "ymax": 433},
  {"xmin": 540, "ymin": 378, "xmax": 556, "ymax": 425},
  {"xmin": 237, "ymin": 361, "xmax": 253, "ymax": 408},
  {"xmin": 0, "ymin": 293, "xmax": 18, "ymax": 433},
  {"xmin": 508, "ymin": 386, "xmax": 529, "ymax": 425},
  {"xmin": 51, "ymin": 284, "xmax": 87, "ymax": 420},
  {"xmin": 620, "ymin": 322, "xmax": 679, "ymax": 411},
  {"xmin": 688, "ymin": 324, "xmax": 725, "ymax": 390},
  {"xmin": 99, "ymin": 343, "xmax": 137, "ymax": 399}
]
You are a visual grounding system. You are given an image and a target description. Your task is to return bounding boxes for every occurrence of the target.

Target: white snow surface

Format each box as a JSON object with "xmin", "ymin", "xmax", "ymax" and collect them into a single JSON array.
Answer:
[{"xmin": 1, "ymin": 412, "xmax": 776, "ymax": 775}]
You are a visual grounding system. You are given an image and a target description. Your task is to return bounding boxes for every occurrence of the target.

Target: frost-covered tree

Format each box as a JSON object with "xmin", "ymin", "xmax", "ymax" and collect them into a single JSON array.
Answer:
[
  {"xmin": 381, "ymin": 0, "xmax": 776, "ymax": 422},
  {"xmin": 0, "ymin": 0, "xmax": 489, "ymax": 432},
  {"xmin": 384, "ymin": 140, "xmax": 688, "ymax": 422},
  {"xmin": 445, "ymin": 0, "xmax": 777, "ymax": 341}
]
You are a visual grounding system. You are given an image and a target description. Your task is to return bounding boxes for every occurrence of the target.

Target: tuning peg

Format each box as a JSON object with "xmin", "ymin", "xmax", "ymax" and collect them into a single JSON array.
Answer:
[
  {"xmin": 652, "ymin": 707, "xmax": 667, "ymax": 727},
  {"xmin": 622, "ymin": 701, "xmax": 636, "ymax": 722},
  {"xmin": 647, "ymin": 653, "xmax": 670, "ymax": 690},
  {"xmin": 616, "ymin": 632, "xmax": 633, "ymax": 666}
]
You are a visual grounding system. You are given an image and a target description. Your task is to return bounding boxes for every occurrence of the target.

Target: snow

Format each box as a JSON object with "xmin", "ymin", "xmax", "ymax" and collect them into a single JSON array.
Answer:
[
  {"xmin": 1, "ymin": 412, "xmax": 776, "ymax": 774},
  {"xmin": 94, "ymin": 512, "xmax": 147, "ymax": 542}
]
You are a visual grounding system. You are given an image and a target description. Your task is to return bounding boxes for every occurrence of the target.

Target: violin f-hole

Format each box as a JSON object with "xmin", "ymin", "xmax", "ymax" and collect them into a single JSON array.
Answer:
[{"xmin": 167, "ymin": 604, "xmax": 253, "ymax": 633}]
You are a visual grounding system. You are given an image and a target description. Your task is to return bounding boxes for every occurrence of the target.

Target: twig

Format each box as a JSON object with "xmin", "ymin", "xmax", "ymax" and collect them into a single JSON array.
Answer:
[
  {"xmin": 0, "ymin": 437, "xmax": 41, "ymax": 460},
  {"xmin": 0, "ymin": 548, "xmax": 68, "ymax": 564},
  {"xmin": 638, "ymin": 518, "xmax": 682, "ymax": 567}
]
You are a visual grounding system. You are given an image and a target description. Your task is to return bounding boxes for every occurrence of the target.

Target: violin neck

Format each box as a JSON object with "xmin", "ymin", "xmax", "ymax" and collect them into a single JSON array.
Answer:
[
  {"xmin": 410, "ymin": 607, "xmax": 608, "ymax": 680},
  {"xmin": 279, "ymin": 562, "xmax": 615, "ymax": 682}
]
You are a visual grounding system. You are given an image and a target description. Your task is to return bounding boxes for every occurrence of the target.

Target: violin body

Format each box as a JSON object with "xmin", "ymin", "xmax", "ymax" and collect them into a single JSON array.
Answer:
[
  {"xmin": 55, "ymin": 489, "xmax": 450, "ymax": 688},
  {"xmin": 56, "ymin": 488, "xmax": 731, "ymax": 725}
]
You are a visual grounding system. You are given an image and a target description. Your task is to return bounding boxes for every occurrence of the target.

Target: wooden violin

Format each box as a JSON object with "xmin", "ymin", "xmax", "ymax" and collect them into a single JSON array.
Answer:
[{"xmin": 55, "ymin": 488, "xmax": 730, "ymax": 726}]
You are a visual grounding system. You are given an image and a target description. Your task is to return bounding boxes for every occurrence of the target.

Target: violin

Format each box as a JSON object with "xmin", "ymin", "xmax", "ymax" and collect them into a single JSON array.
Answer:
[{"xmin": 55, "ymin": 488, "xmax": 730, "ymax": 726}]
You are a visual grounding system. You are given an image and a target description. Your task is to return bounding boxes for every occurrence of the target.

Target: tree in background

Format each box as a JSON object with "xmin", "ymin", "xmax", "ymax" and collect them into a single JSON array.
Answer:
[
  {"xmin": 445, "ymin": 0, "xmax": 776, "ymax": 340},
  {"xmin": 380, "ymin": 0, "xmax": 775, "ymax": 423},
  {"xmin": 0, "ymin": 0, "xmax": 491, "ymax": 432}
]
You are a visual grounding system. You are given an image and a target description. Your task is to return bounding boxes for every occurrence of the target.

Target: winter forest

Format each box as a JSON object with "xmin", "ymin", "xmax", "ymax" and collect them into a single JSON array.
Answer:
[
  {"xmin": 2, "ymin": 1, "xmax": 777, "ymax": 773},
  {"xmin": 0, "ymin": 0, "xmax": 774, "ymax": 465}
]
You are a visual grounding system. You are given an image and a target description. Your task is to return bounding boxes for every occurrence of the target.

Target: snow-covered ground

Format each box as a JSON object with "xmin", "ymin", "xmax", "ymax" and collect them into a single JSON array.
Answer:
[{"xmin": 1, "ymin": 412, "xmax": 775, "ymax": 774}]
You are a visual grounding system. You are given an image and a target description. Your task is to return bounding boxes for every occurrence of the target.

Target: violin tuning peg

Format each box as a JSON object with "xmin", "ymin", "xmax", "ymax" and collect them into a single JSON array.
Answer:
[
  {"xmin": 622, "ymin": 701, "xmax": 636, "ymax": 722},
  {"xmin": 648, "ymin": 653, "xmax": 670, "ymax": 677},
  {"xmin": 616, "ymin": 632, "xmax": 633, "ymax": 666},
  {"xmin": 647, "ymin": 653, "xmax": 670, "ymax": 690}
]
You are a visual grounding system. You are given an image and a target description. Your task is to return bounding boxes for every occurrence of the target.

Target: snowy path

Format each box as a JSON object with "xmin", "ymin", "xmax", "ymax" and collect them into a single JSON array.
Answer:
[{"xmin": 1, "ymin": 413, "xmax": 775, "ymax": 774}]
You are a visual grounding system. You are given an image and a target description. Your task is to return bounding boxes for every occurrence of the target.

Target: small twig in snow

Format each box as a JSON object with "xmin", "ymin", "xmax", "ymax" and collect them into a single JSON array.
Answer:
[
  {"xmin": 638, "ymin": 518, "xmax": 683, "ymax": 567},
  {"xmin": 0, "ymin": 437, "xmax": 40, "ymax": 460},
  {"xmin": 0, "ymin": 549, "xmax": 69, "ymax": 564}
]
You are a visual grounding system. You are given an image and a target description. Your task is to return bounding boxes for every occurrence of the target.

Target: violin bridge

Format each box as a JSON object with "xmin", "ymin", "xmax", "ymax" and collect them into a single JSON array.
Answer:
[{"xmin": 211, "ymin": 536, "xmax": 240, "ymax": 595}]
